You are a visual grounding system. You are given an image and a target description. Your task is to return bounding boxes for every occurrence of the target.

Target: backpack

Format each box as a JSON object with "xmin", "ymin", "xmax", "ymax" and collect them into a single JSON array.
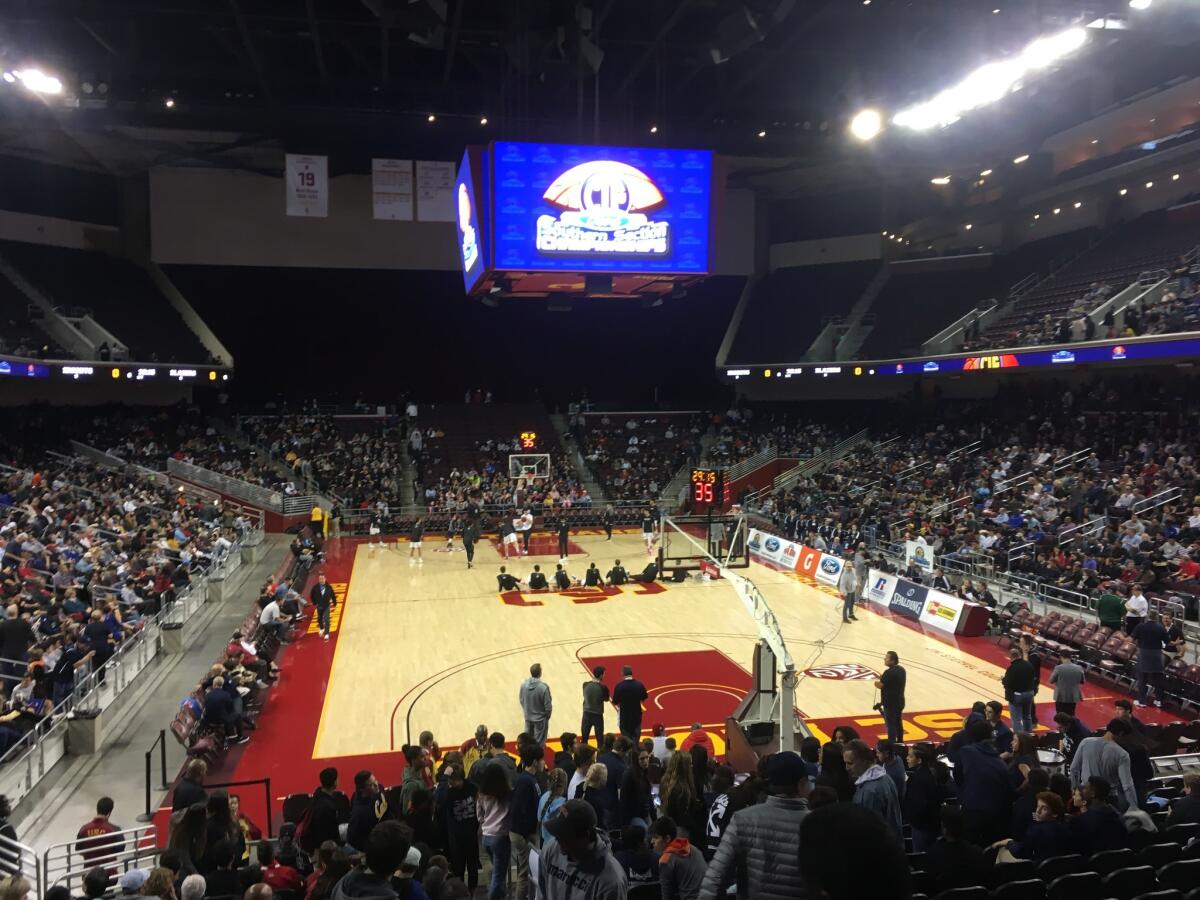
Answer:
[{"xmin": 293, "ymin": 802, "xmax": 316, "ymax": 853}]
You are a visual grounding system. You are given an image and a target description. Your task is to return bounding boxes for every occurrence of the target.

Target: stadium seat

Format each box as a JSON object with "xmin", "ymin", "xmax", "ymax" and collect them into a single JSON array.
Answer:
[
  {"xmin": 1163, "ymin": 824, "xmax": 1200, "ymax": 846},
  {"xmin": 935, "ymin": 887, "xmax": 989, "ymax": 900},
  {"xmin": 1157, "ymin": 859, "xmax": 1200, "ymax": 891},
  {"xmin": 1130, "ymin": 892, "xmax": 1183, "ymax": 900},
  {"xmin": 1047, "ymin": 872, "xmax": 1102, "ymax": 900},
  {"xmin": 1101, "ymin": 866, "xmax": 1158, "ymax": 900},
  {"xmin": 990, "ymin": 879, "xmax": 1046, "ymax": 900},
  {"xmin": 1091, "ymin": 848, "xmax": 1138, "ymax": 875},
  {"xmin": 1037, "ymin": 855, "xmax": 1088, "ymax": 881},
  {"xmin": 1139, "ymin": 843, "xmax": 1183, "ymax": 868},
  {"xmin": 281, "ymin": 793, "xmax": 312, "ymax": 826},
  {"xmin": 990, "ymin": 860, "xmax": 1036, "ymax": 888}
]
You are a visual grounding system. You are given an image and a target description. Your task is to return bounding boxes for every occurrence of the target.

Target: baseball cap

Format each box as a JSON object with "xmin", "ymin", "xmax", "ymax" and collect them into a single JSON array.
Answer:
[
  {"xmin": 544, "ymin": 799, "xmax": 597, "ymax": 841},
  {"xmin": 119, "ymin": 870, "xmax": 149, "ymax": 893},
  {"xmin": 404, "ymin": 846, "xmax": 421, "ymax": 868},
  {"xmin": 766, "ymin": 751, "xmax": 808, "ymax": 787}
]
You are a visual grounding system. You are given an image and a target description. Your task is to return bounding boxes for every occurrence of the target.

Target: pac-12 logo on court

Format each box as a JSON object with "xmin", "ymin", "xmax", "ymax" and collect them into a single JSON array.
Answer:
[
  {"xmin": 802, "ymin": 663, "xmax": 879, "ymax": 681},
  {"xmin": 457, "ymin": 183, "xmax": 478, "ymax": 270},
  {"xmin": 537, "ymin": 161, "xmax": 669, "ymax": 257}
]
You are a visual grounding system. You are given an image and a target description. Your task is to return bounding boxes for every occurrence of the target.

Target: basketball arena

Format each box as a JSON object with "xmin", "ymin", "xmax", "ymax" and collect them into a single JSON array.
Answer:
[{"xmin": 3, "ymin": 4, "xmax": 1200, "ymax": 900}]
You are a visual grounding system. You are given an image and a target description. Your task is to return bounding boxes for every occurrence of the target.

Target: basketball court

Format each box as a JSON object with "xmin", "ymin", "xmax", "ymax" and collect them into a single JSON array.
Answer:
[{"xmin": 208, "ymin": 513, "xmax": 1177, "ymax": 834}]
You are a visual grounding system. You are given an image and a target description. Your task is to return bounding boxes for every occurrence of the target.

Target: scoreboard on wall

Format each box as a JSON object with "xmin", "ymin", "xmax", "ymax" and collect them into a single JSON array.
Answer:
[
  {"xmin": 691, "ymin": 467, "xmax": 727, "ymax": 509},
  {"xmin": 454, "ymin": 141, "xmax": 720, "ymax": 299}
]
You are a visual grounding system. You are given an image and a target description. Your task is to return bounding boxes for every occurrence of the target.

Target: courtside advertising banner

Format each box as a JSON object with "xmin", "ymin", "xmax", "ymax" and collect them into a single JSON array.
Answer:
[
  {"xmin": 814, "ymin": 553, "xmax": 844, "ymax": 587},
  {"xmin": 797, "ymin": 546, "xmax": 822, "ymax": 579},
  {"xmin": 866, "ymin": 569, "xmax": 898, "ymax": 608},
  {"xmin": 906, "ymin": 539, "xmax": 934, "ymax": 574},
  {"xmin": 748, "ymin": 529, "xmax": 796, "ymax": 566},
  {"xmin": 920, "ymin": 589, "xmax": 967, "ymax": 634},
  {"xmin": 888, "ymin": 577, "xmax": 928, "ymax": 621}
]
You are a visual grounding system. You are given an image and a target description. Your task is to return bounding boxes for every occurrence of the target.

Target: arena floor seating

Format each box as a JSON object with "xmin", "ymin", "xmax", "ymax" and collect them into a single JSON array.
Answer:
[{"xmin": 0, "ymin": 240, "xmax": 209, "ymax": 362}]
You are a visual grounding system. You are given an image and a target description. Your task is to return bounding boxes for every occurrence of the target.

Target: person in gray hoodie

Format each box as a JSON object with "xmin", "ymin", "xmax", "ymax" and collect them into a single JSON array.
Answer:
[
  {"xmin": 651, "ymin": 816, "xmax": 707, "ymax": 900},
  {"xmin": 519, "ymin": 663, "xmax": 553, "ymax": 746},
  {"xmin": 539, "ymin": 799, "xmax": 628, "ymax": 900},
  {"xmin": 331, "ymin": 820, "xmax": 408, "ymax": 900},
  {"xmin": 844, "ymin": 740, "xmax": 903, "ymax": 837}
]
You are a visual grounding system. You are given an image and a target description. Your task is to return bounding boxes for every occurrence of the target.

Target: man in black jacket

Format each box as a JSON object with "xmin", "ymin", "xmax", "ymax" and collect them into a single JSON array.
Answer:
[
  {"xmin": 1002, "ymin": 647, "xmax": 1036, "ymax": 734},
  {"xmin": 346, "ymin": 770, "xmax": 387, "ymax": 853},
  {"xmin": 203, "ymin": 677, "xmax": 249, "ymax": 744},
  {"xmin": 509, "ymin": 744, "xmax": 545, "ymax": 900},
  {"xmin": 612, "ymin": 666, "xmax": 648, "ymax": 741},
  {"xmin": 306, "ymin": 767, "xmax": 342, "ymax": 851},
  {"xmin": 310, "ymin": 573, "xmax": 337, "ymax": 642}
]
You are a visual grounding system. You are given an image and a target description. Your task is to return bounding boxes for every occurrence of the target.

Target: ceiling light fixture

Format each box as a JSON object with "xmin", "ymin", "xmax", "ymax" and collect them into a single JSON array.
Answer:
[
  {"xmin": 1013, "ymin": 154, "xmax": 1030, "ymax": 164},
  {"xmin": 931, "ymin": 175, "xmax": 951, "ymax": 185},
  {"xmin": 849, "ymin": 108, "xmax": 883, "ymax": 141}
]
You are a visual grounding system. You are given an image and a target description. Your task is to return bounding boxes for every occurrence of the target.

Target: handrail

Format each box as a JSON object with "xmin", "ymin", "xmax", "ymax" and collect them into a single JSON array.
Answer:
[
  {"xmin": 1057, "ymin": 515, "xmax": 1107, "ymax": 547},
  {"xmin": 725, "ymin": 446, "xmax": 777, "ymax": 482},
  {"xmin": 167, "ymin": 458, "xmax": 283, "ymax": 510},
  {"xmin": 0, "ymin": 833, "xmax": 40, "ymax": 894},
  {"xmin": 763, "ymin": 428, "xmax": 869, "ymax": 497},
  {"xmin": 42, "ymin": 824, "xmax": 159, "ymax": 891},
  {"xmin": 1133, "ymin": 486, "xmax": 1182, "ymax": 516}
]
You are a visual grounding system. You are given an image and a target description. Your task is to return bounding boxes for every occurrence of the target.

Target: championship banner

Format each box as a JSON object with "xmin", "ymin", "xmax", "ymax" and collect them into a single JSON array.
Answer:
[
  {"xmin": 888, "ymin": 577, "xmax": 928, "ymax": 621},
  {"xmin": 866, "ymin": 569, "xmax": 898, "ymax": 608},
  {"xmin": 285, "ymin": 154, "xmax": 328, "ymax": 217},
  {"xmin": 372, "ymin": 158, "xmax": 414, "ymax": 221},
  {"xmin": 919, "ymin": 589, "xmax": 966, "ymax": 634},
  {"xmin": 814, "ymin": 553, "xmax": 844, "ymax": 587},
  {"xmin": 416, "ymin": 160, "xmax": 456, "ymax": 222},
  {"xmin": 905, "ymin": 539, "xmax": 934, "ymax": 574}
]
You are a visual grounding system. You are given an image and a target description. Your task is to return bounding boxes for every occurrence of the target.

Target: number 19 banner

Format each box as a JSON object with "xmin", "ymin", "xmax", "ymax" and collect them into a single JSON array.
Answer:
[{"xmin": 285, "ymin": 154, "xmax": 328, "ymax": 217}]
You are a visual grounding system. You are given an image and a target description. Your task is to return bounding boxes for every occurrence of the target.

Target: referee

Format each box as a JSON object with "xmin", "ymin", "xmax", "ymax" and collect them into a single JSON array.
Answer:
[{"xmin": 557, "ymin": 516, "xmax": 570, "ymax": 562}]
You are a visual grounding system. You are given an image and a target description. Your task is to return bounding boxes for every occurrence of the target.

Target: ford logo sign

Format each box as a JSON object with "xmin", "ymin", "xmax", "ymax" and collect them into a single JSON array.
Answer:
[
  {"xmin": 764, "ymin": 537, "xmax": 781, "ymax": 552},
  {"xmin": 820, "ymin": 558, "xmax": 840, "ymax": 573}
]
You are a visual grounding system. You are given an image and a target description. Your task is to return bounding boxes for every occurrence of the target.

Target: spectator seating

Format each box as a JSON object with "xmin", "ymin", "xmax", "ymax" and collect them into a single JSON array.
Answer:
[
  {"xmin": 724, "ymin": 260, "xmax": 881, "ymax": 365},
  {"xmin": 0, "ymin": 274, "xmax": 68, "ymax": 359},
  {"xmin": 0, "ymin": 240, "xmax": 210, "ymax": 362},
  {"xmin": 576, "ymin": 412, "xmax": 704, "ymax": 501}
]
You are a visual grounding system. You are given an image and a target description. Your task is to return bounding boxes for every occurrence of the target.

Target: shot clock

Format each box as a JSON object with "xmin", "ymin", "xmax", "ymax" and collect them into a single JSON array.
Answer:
[{"xmin": 691, "ymin": 468, "xmax": 725, "ymax": 507}]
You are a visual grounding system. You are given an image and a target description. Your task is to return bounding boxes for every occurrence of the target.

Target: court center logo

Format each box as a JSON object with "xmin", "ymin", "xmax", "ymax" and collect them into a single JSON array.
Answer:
[
  {"xmin": 537, "ymin": 160, "xmax": 669, "ymax": 256},
  {"xmin": 457, "ymin": 183, "xmax": 478, "ymax": 270},
  {"xmin": 802, "ymin": 663, "xmax": 879, "ymax": 681}
]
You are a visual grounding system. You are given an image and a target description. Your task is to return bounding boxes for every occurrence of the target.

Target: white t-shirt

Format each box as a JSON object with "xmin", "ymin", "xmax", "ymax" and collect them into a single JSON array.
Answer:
[
  {"xmin": 1126, "ymin": 594, "xmax": 1149, "ymax": 617},
  {"xmin": 260, "ymin": 601, "xmax": 283, "ymax": 625}
]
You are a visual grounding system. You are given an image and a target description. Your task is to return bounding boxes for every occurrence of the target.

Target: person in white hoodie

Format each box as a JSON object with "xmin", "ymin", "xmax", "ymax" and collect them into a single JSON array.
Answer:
[
  {"xmin": 519, "ymin": 663, "xmax": 553, "ymax": 746},
  {"xmin": 838, "ymin": 554, "xmax": 860, "ymax": 623}
]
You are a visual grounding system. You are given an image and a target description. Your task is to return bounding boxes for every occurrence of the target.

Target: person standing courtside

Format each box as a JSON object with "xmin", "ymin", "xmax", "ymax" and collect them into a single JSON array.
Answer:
[
  {"xmin": 602, "ymin": 506, "xmax": 614, "ymax": 542},
  {"xmin": 408, "ymin": 518, "xmax": 423, "ymax": 564},
  {"xmin": 463, "ymin": 519, "xmax": 479, "ymax": 569},
  {"xmin": 874, "ymin": 651, "xmax": 906, "ymax": 743},
  {"xmin": 519, "ymin": 663, "xmax": 552, "ymax": 745},
  {"xmin": 581, "ymin": 666, "xmax": 609, "ymax": 747},
  {"xmin": 310, "ymin": 573, "xmax": 336, "ymax": 642},
  {"xmin": 613, "ymin": 665, "xmax": 648, "ymax": 741},
  {"xmin": 838, "ymin": 553, "xmax": 859, "ymax": 623},
  {"xmin": 557, "ymin": 516, "xmax": 570, "ymax": 562}
]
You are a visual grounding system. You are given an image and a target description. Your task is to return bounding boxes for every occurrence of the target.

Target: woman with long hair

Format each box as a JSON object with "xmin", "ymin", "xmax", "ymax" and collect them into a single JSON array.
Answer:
[
  {"xmin": 1008, "ymin": 732, "xmax": 1041, "ymax": 790},
  {"xmin": 619, "ymin": 746, "xmax": 654, "ymax": 829},
  {"xmin": 306, "ymin": 844, "xmax": 351, "ymax": 900},
  {"xmin": 476, "ymin": 762, "xmax": 511, "ymax": 900},
  {"xmin": 538, "ymin": 768, "xmax": 569, "ymax": 845},
  {"xmin": 202, "ymin": 791, "xmax": 239, "ymax": 872},
  {"xmin": 689, "ymin": 745, "xmax": 711, "ymax": 799},
  {"xmin": 581, "ymin": 763, "xmax": 610, "ymax": 827},
  {"xmin": 167, "ymin": 803, "xmax": 207, "ymax": 876},
  {"xmin": 659, "ymin": 752, "xmax": 706, "ymax": 855},
  {"xmin": 815, "ymin": 742, "xmax": 853, "ymax": 801}
]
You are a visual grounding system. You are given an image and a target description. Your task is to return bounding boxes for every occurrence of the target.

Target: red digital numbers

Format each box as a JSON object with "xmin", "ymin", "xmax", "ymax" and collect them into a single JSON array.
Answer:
[{"xmin": 694, "ymin": 482, "xmax": 714, "ymax": 503}]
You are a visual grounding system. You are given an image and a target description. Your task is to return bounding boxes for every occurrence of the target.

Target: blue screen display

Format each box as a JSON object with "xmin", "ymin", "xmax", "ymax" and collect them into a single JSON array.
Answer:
[
  {"xmin": 490, "ymin": 142, "xmax": 713, "ymax": 274},
  {"xmin": 455, "ymin": 149, "xmax": 487, "ymax": 294}
]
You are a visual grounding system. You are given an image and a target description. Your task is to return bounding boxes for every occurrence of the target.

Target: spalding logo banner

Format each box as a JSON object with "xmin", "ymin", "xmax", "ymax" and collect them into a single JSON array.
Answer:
[{"xmin": 888, "ymin": 578, "xmax": 929, "ymax": 621}]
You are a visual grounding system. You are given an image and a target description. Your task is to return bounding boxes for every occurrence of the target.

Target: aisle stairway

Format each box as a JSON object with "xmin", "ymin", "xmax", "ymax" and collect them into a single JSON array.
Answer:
[{"xmin": 549, "ymin": 412, "xmax": 608, "ymax": 504}]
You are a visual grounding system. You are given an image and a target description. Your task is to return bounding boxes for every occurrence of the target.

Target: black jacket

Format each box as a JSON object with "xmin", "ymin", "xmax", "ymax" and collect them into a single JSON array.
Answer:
[
  {"xmin": 309, "ymin": 789, "xmax": 342, "ymax": 848},
  {"xmin": 172, "ymin": 777, "xmax": 207, "ymax": 812}
]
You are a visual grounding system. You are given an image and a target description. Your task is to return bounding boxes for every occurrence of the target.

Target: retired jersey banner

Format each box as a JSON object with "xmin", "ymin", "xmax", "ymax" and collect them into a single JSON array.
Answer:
[
  {"xmin": 416, "ymin": 160, "xmax": 456, "ymax": 222},
  {"xmin": 285, "ymin": 154, "xmax": 328, "ymax": 217}
]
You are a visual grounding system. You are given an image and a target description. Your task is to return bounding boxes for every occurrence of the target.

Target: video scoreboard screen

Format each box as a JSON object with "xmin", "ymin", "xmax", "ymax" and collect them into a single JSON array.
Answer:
[{"xmin": 455, "ymin": 141, "xmax": 716, "ymax": 287}]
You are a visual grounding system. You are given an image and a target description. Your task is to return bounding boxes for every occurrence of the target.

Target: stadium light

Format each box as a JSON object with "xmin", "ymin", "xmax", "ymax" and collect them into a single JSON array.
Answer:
[
  {"xmin": 1033, "ymin": 213, "xmax": 1040, "ymax": 219},
  {"xmin": 1129, "ymin": 0, "xmax": 1152, "ymax": 9},
  {"xmin": 1053, "ymin": 207, "xmax": 1061, "ymax": 214},
  {"xmin": 1074, "ymin": 201, "xmax": 1082, "ymax": 208},
  {"xmin": 964, "ymin": 223, "xmax": 973, "ymax": 230},
  {"xmin": 1172, "ymin": 173, "xmax": 1180, "ymax": 180},
  {"xmin": 931, "ymin": 175, "xmax": 951, "ymax": 185},
  {"xmin": 164, "ymin": 97, "xmax": 175, "ymax": 109},
  {"xmin": 1146, "ymin": 181, "xmax": 1154, "ymax": 188},
  {"xmin": 427, "ymin": 114, "xmax": 436, "ymax": 122},
  {"xmin": 649, "ymin": 124, "xmax": 657, "ymax": 134},
  {"xmin": 849, "ymin": 108, "xmax": 883, "ymax": 141},
  {"xmin": 480, "ymin": 116, "xmax": 488, "ymax": 125},
  {"xmin": 757, "ymin": 130, "xmax": 767, "ymax": 138},
  {"xmin": 1, "ymin": 72, "xmax": 14, "ymax": 84},
  {"xmin": 12, "ymin": 68, "xmax": 63, "ymax": 95},
  {"xmin": 979, "ymin": 168, "xmax": 993, "ymax": 177},
  {"xmin": 892, "ymin": 27, "xmax": 1087, "ymax": 131},
  {"xmin": 1013, "ymin": 154, "xmax": 1030, "ymax": 164}
]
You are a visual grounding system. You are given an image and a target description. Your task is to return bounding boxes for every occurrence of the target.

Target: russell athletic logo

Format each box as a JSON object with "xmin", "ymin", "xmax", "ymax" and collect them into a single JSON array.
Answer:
[
  {"xmin": 869, "ymin": 577, "xmax": 889, "ymax": 600},
  {"xmin": 537, "ymin": 160, "xmax": 670, "ymax": 256}
]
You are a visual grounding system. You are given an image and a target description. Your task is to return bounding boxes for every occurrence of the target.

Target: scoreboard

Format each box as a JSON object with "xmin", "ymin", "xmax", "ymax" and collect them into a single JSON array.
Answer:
[{"xmin": 690, "ymin": 468, "xmax": 727, "ymax": 509}]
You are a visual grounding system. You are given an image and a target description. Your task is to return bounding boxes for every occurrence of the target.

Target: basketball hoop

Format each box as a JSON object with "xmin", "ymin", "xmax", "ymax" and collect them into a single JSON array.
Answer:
[{"xmin": 508, "ymin": 453, "xmax": 551, "ymax": 484}]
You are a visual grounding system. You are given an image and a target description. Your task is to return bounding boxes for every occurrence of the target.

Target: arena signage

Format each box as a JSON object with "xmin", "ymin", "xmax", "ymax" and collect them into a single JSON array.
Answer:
[
  {"xmin": 814, "ymin": 553, "xmax": 844, "ymax": 587},
  {"xmin": 455, "ymin": 146, "xmax": 489, "ymax": 294},
  {"xmin": 490, "ymin": 142, "xmax": 714, "ymax": 274},
  {"xmin": 888, "ymin": 578, "xmax": 928, "ymax": 621}
]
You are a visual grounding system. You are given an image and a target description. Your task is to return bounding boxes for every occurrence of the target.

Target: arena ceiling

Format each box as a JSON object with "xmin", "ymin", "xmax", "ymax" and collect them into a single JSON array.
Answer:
[{"xmin": 1, "ymin": 1, "xmax": 1199, "ymax": 193}]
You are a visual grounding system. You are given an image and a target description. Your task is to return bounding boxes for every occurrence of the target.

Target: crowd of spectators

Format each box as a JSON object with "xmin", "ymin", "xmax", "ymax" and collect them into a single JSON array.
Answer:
[
  {"xmin": 756, "ymin": 377, "xmax": 1200, "ymax": 620},
  {"xmin": 0, "ymin": 453, "xmax": 250, "ymax": 760},
  {"xmin": 574, "ymin": 413, "xmax": 705, "ymax": 502}
]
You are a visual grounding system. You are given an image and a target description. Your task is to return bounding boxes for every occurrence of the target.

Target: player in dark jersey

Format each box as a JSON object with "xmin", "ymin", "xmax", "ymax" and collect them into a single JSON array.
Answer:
[
  {"xmin": 607, "ymin": 560, "xmax": 628, "ymax": 585},
  {"xmin": 463, "ymin": 520, "xmax": 479, "ymax": 569},
  {"xmin": 557, "ymin": 516, "xmax": 570, "ymax": 561},
  {"xmin": 641, "ymin": 510, "xmax": 656, "ymax": 557},
  {"xmin": 528, "ymin": 565, "xmax": 549, "ymax": 590},
  {"xmin": 409, "ymin": 517, "xmax": 424, "ymax": 564},
  {"xmin": 499, "ymin": 518, "xmax": 518, "ymax": 559},
  {"xmin": 584, "ymin": 563, "xmax": 604, "ymax": 587},
  {"xmin": 497, "ymin": 566, "xmax": 522, "ymax": 591},
  {"xmin": 602, "ymin": 506, "xmax": 614, "ymax": 542}
]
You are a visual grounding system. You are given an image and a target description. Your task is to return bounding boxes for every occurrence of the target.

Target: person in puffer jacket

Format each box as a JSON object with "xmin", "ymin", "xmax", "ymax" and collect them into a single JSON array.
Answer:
[
  {"xmin": 698, "ymin": 751, "xmax": 810, "ymax": 900},
  {"xmin": 844, "ymin": 739, "xmax": 903, "ymax": 836},
  {"xmin": 539, "ymin": 799, "xmax": 628, "ymax": 900}
]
